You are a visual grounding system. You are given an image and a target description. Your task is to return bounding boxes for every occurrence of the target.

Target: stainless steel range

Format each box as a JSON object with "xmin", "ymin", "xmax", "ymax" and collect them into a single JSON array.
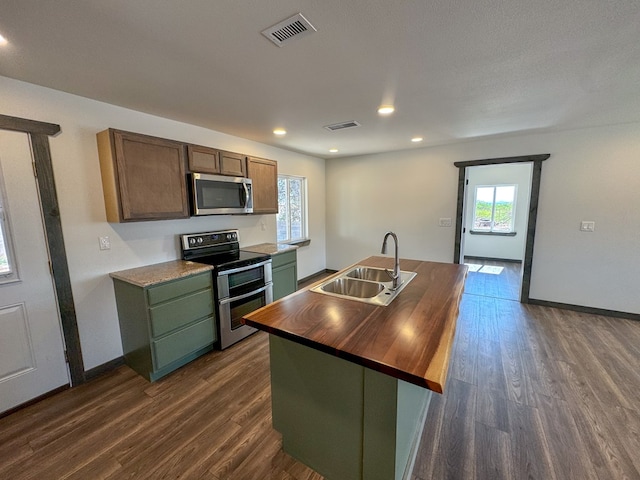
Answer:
[{"xmin": 181, "ymin": 230, "xmax": 272, "ymax": 349}]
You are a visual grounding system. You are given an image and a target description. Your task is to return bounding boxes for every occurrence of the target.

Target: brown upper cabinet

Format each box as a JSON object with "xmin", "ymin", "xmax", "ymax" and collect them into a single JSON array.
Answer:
[
  {"xmin": 187, "ymin": 144, "xmax": 219, "ymax": 174},
  {"xmin": 246, "ymin": 156, "xmax": 278, "ymax": 214},
  {"xmin": 187, "ymin": 145, "xmax": 246, "ymax": 177},
  {"xmin": 219, "ymin": 151, "xmax": 246, "ymax": 177},
  {"xmin": 97, "ymin": 129, "xmax": 189, "ymax": 222}
]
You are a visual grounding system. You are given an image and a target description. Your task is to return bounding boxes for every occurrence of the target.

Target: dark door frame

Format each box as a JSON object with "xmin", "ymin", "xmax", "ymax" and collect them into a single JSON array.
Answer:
[
  {"xmin": 0, "ymin": 114, "xmax": 85, "ymax": 385},
  {"xmin": 453, "ymin": 154, "xmax": 550, "ymax": 303}
]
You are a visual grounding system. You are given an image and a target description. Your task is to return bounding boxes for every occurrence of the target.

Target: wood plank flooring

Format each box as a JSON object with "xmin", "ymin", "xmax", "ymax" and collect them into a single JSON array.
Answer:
[
  {"xmin": 2, "ymin": 275, "xmax": 639, "ymax": 479},
  {"xmin": 412, "ymin": 295, "xmax": 640, "ymax": 480},
  {"xmin": 463, "ymin": 257, "xmax": 522, "ymax": 301}
]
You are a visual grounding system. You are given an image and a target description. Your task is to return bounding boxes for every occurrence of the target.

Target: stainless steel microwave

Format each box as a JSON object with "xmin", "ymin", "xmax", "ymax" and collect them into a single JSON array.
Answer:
[{"xmin": 191, "ymin": 173, "xmax": 253, "ymax": 215}]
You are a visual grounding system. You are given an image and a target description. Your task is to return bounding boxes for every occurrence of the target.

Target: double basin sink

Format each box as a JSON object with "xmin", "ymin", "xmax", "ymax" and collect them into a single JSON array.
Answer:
[{"xmin": 310, "ymin": 265, "xmax": 417, "ymax": 306}]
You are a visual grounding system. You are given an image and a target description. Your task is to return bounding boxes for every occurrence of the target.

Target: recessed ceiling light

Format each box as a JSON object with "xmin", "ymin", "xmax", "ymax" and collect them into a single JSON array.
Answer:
[
  {"xmin": 377, "ymin": 105, "xmax": 395, "ymax": 115},
  {"xmin": 329, "ymin": 148, "xmax": 339, "ymax": 153},
  {"xmin": 273, "ymin": 128, "xmax": 287, "ymax": 136},
  {"xmin": 411, "ymin": 137, "xmax": 423, "ymax": 143},
  {"xmin": 0, "ymin": 34, "xmax": 8, "ymax": 46}
]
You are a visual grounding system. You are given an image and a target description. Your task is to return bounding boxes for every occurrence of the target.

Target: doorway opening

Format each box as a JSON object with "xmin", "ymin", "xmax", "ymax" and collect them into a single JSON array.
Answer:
[{"xmin": 453, "ymin": 154, "xmax": 550, "ymax": 303}]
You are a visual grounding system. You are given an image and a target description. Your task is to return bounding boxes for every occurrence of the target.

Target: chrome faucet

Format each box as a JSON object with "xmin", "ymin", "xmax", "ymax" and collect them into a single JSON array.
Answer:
[{"xmin": 381, "ymin": 231, "xmax": 402, "ymax": 290}]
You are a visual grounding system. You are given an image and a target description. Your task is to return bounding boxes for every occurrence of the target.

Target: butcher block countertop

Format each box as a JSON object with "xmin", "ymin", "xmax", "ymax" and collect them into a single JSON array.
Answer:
[
  {"xmin": 243, "ymin": 256, "xmax": 467, "ymax": 393},
  {"xmin": 110, "ymin": 260, "xmax": 213, "ymax": 288}
]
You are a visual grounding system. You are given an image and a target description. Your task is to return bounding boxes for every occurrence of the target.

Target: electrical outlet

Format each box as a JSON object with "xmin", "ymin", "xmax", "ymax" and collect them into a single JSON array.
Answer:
[
  {"xmin": 439, "ymin": 218, "xmax": 452, "ymax": 227},
  {"xmin": 99, "ymin": 236, "xmax": 111, "ymax": 250},
  {"xmin": 580, "ymin": 221, "xmax": 595, "ymax": 232}
]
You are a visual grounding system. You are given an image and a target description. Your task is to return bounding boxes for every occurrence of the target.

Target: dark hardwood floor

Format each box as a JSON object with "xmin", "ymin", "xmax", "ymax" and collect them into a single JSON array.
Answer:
[
  {"xmin": 412, "ymin": 296, "xmax": 640, "ymax": 480},
  {"xmin": 1, "ymin": 274, "xmax": 639, "ymax": 479}
]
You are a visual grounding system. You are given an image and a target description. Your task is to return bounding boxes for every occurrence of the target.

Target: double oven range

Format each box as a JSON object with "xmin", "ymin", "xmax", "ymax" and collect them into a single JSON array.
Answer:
[{"xmin": 181, "ymin": 230, "xmax": 272, "ymax": 349}]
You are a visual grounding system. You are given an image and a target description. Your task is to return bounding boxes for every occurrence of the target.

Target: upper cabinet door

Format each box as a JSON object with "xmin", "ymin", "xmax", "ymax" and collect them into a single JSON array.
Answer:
[
  {"xmin": 187, "ymin": 144, "xmax": 220, "ymax": 174},
  {"xmin": 219, "ymin": 150, "xmax": 247, "ymax": 177},
  {"xmin": 246, "ymin": 156, "xmax": 278, "ymax": 214},
  {"xmin": 97, "ymin": 129, "xmax": 189, "ymax": 222}
]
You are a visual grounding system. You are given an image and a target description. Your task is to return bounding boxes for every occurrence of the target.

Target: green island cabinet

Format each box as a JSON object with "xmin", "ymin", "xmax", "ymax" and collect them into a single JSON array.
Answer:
[
  {"xmin": 112, "ymin": 271, "xmax": 216, "ymax": 381},
  {"xmin": 272, "ymin": 249, "xmax": 298, "ymax": 301}
]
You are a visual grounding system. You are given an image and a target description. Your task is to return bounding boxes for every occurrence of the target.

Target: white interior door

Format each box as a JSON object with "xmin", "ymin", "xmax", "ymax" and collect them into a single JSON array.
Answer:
[{"xmin": 0, "ymin": 130, "xmax": 69, "ymax": 414}]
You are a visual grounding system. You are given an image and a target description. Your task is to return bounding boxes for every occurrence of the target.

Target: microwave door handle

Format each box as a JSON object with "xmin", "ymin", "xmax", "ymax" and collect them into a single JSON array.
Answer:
[{"xmin": 242, "ymin": 182, "xmax": 249, "ymax": 207}]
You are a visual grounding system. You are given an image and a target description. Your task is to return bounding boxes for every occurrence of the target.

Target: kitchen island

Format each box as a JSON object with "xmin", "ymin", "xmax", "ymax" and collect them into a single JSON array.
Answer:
[{"xmin": 243, "ymin": 256, "xmax": 467, "ymax": 480}]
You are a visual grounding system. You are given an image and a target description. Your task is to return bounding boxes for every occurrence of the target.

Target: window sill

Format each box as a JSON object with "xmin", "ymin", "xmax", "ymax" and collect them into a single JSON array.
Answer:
[
  {"xmin": 469, "ymin": 230, "xmax": 517, "ymax": 236},
  {"xmin": 282, "ymin": 238, "xmax": 311, "ymax": 247}
]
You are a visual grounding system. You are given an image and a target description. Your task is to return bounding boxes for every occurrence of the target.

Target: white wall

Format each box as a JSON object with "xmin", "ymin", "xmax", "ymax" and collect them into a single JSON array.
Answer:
[
  {"xmin": 463, "ymin": 163, "xmax": 532, "ymax": 261},
  {"xmin": 326, "ymin": 123, "xmax": 640, "ymax": 315},
  {"xmin": 0, "ymin": 75, "xmax": 326, "ymax": 370}
]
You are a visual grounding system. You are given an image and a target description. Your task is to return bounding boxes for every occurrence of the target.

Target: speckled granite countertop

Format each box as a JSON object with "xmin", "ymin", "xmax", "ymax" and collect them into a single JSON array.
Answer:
[
  {"xmin": 242, "ymin": 243, "xmax": 298, "ymax": 255},
  {"xmin": 110, "ymin": 260, "xmax": 213, "ymax": 288}
]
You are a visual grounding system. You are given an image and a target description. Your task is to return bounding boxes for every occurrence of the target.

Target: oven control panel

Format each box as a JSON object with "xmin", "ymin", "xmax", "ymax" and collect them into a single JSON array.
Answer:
[{"xmin": 181, "ymin": 230, "xmax": 239, "ymax": 250}]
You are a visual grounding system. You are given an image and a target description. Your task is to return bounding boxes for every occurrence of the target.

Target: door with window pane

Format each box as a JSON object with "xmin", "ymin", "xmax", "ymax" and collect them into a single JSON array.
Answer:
[{"xmin": 0, "ymin": 131, "xmax": 69, "ymax": 413}]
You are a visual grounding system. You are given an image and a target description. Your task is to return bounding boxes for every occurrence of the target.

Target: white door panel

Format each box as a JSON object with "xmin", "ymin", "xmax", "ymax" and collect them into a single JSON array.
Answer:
[{"xmin": 0, "ymin": 130, "xmax": 69, "ymax": 413}]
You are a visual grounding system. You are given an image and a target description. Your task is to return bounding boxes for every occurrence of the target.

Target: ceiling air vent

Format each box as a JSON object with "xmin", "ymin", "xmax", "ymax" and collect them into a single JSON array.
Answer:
[
  {"xmin": 323, "ymin": 121, "xmax": 361, "ymax": 132},
  {"xmin": 262, "ymin": 13, "xmax": 317, "ymax": 47}
]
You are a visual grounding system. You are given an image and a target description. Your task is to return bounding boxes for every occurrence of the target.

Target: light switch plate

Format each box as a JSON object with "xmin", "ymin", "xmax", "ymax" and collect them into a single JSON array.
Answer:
[
  {"xmin": 439, "ymin": 218, "xmax": 452, "ymax": 227},
  {"xmin": 580, "ymin": 221, "xmax": 595, "ymax": 232},
  {"xmin": 99, "ymin": 236, "xmax": 111, "ymax": 250}
]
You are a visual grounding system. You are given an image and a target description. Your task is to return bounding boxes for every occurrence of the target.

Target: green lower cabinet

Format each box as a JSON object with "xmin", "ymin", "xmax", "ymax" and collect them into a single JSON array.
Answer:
[
  {"xmin": 113, "ymin": 272, "xmax": 217, "ymax": 381},
  {"xmin": 272, "ymin": 249, "xmax": 297, "ymax": 301},
  {"xmin": 269, "ymin": 336, "xmax": 432, "ymax": 480}
]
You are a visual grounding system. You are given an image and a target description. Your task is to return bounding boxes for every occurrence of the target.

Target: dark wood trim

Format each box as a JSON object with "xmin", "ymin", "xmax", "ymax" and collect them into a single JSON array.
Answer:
[
  {"xmin": 0, "ymin": 113, "xmax": 61, "ymax": 136},
  {"xmin": 453, "ymin": 153, "xmax": 550, "ymax": 168},
  {"xmin": 528, "ymin": 298, "xmax": 640, "ymax": 322},
  {"xmin": 0, "ymin": 114, "xmax": 85, "ymax": 386},
  {"xmin": 453, "ymin": 166, "xmax": 466, "ymax": 263},
  {"xmin": 29, "ymin": 133, "xmax": 85, "ymax": 384},
  {"xmin": 520, "ymin": 160, "xmax": 544, "ymax": 303},
  {"xmin": 0, "ymin": 384, "xmax": 69, "ymax": 420},
  {"xmin": 453, "ymin": 154, "xmax": 550, "ymax": 304},
  {"xmin": 83, "ymin": 356, "xmax": 125, "ymax": 382}
]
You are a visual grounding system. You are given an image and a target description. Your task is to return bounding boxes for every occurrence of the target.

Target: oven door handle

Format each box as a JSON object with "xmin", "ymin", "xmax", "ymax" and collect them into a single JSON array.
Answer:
[
  {"xmin": 217, "ymin": 259, "xmax": 272, "ymax": 276},
  {"xmin": 219, "ymin": 284, "xmax": 270, "ymax": 305}
]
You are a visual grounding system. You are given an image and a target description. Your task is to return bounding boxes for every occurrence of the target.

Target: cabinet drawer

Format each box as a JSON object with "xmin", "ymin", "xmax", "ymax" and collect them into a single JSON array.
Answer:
[
  {"xmin": 272, "ymin": 250, "xmax": 296, "ymax": 269},
  {"xmin": 152, "ymin": 316, "xmax": 215, "ymax": 370},
  {"xmin": 147, "ymin": 273, "xmax": 212, "ymax": 305},
  {"xmin": 149, "ymin": 289, "xmax": 213, "ymax": 337}
]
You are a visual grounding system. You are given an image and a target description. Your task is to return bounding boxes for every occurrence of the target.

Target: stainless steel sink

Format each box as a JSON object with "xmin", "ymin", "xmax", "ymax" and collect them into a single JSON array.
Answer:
[
  {"xmin": 345, "ymin": 266, "xmax": 394, "ymax": 283},
  {"xmin": 310, "ymin": 265, "xmax": 417, "ymax": 306},
  {"xmin": 319, "ymin": 277, "xmax": 384, "ymax": 298}
]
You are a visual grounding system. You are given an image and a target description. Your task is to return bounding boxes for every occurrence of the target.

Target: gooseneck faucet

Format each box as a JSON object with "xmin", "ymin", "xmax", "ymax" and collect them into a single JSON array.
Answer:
[{"xmin": 381, "ymin": 231, "xmax": 402, "ymax": 290}]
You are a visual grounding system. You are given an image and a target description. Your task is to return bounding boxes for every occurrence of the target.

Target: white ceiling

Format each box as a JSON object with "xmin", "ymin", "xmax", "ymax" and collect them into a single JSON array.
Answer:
[{"xmin": 1, "ymin": 0, "xmax": 640, "ymax": 158}]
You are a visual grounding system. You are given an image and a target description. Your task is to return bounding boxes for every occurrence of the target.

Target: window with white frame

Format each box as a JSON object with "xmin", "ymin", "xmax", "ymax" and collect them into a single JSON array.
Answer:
[
  {"xmin": 277, "ymin": 175, "xmax": 307, "ymax": 243},
  {"xmin": 0, "ymin": 184, "xmax": 17, "ymax": 282},
  {"xmin": 472, "ymin": 185, "xmax": 517, "ymax": 233}
]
